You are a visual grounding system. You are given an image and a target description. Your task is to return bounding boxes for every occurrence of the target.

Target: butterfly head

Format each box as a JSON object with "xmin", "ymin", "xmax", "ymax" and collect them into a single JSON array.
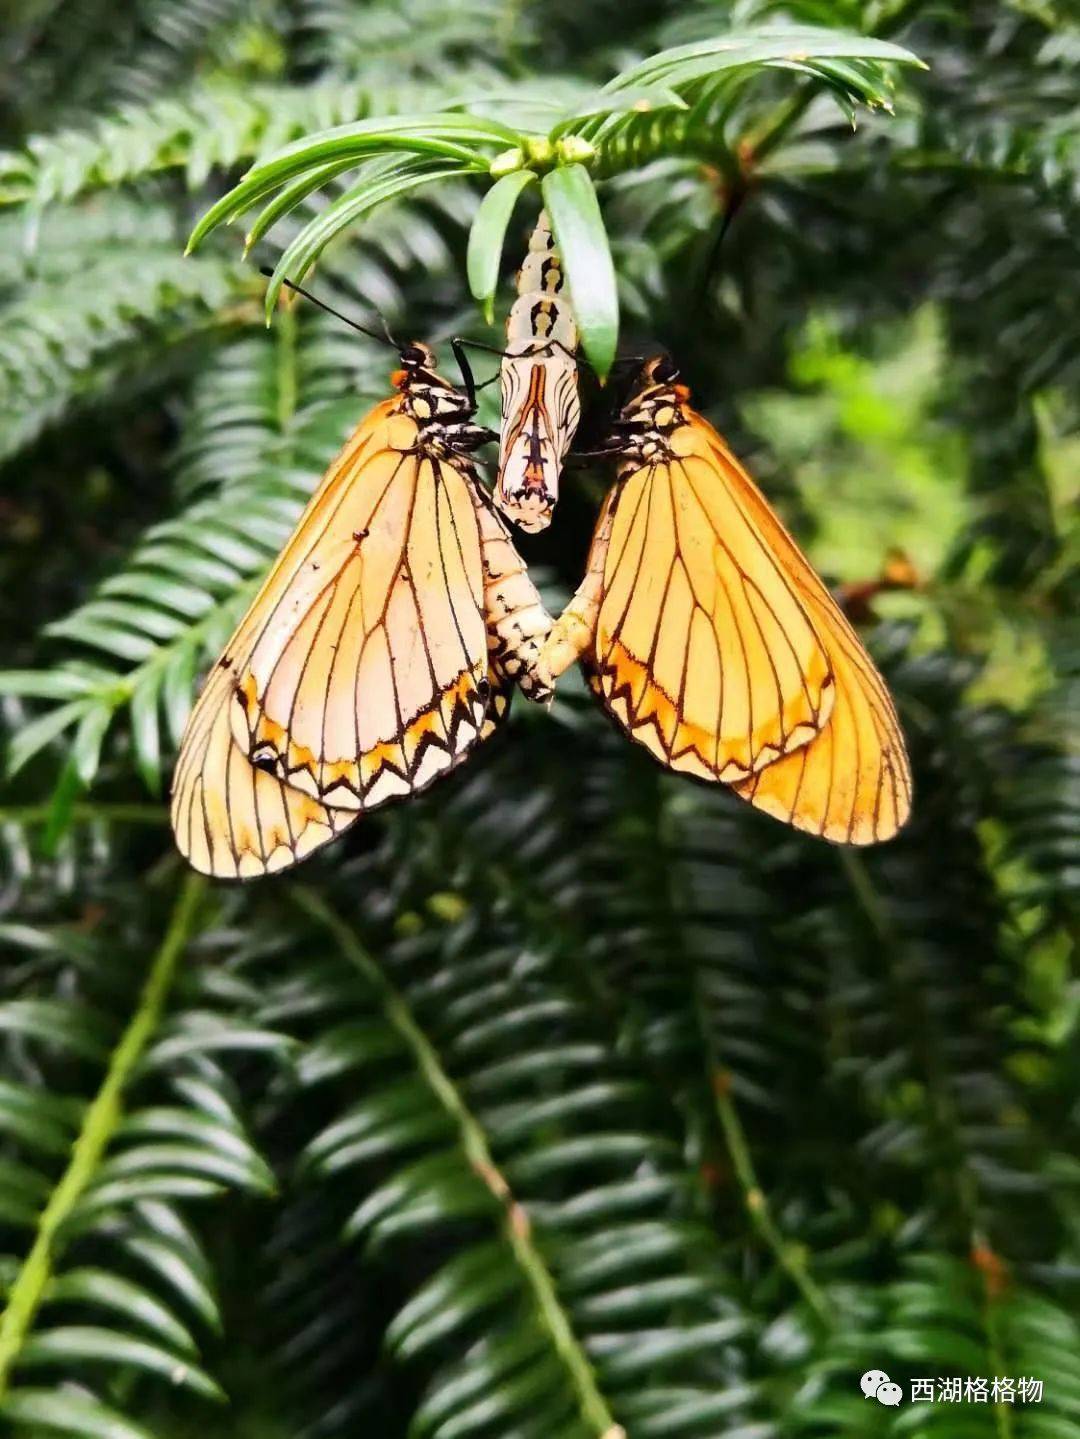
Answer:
[
  {"xmin": 643, "ymin": 354, "xmax": 679, "ymax": 386},
  {"xmin": 636, "ymin": 354, "xmax": 691, "ymax": 409},
  {"xmin": 605, "ymin": 353, "xmax": 690, "ymax": 463},
  {"xmin": 391, "ymin": 342, "xmax": 439, "ymax": 390},
  {"xmin": 393, "ymin": 344, "xmax": 496, "ymax": 459},
  {"xmin": 395, "ymin": 343, "xmax": 470, "ymax": 419}
]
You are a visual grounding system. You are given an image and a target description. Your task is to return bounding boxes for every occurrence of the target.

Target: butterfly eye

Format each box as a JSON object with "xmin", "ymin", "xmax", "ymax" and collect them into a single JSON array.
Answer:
[
  {"xmin": 401, "ymin": 344, "xmax": 428, "ymax": 367},
  {"xmin": 649, "ymin": 355, "xmax": 680, "ymax": 385}
]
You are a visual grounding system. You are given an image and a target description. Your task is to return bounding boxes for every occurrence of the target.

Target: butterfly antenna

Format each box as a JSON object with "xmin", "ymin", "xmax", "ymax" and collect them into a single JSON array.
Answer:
[
  {"xmin": 715, "ymin": 181, "xmax": 746, "ymax": 251},
  {"xmin": 692, "ymin": 181, "xmax": 747, "ymax": 309},
  {"xmin": 260, "ymin": 267, "xmax": 393, "ymax": 348}
]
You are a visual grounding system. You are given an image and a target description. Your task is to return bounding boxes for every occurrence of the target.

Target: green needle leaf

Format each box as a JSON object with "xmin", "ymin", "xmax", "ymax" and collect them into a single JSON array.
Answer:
[
  {"xmin": 186, "ymin": 113, "xmax": 513, "ymax": 253},
  {"xmin": 541, "ymin": 164, "xmax": 618, "ymax": 381},
  {"xmin": 263, "ymin": 159, "xmax": 470, "ymax": 320},
  {"xmin": 467, "ymin": 171, "xmax": 538, "ymax": 324},
  {"xmin": 0, "ymin": 1388, "xmax": 153, "ymax": 1439}
]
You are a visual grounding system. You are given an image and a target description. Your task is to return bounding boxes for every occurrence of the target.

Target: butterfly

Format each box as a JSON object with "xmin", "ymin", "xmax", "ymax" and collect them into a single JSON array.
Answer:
[
  {"xmin": 494, "ymin": 211, "xmax": 581, "ymax": 534},
  {"xmin": 537, "ymin": 356, "xmax": 912, "ymax": 845},
  {"xmin": 171, "ymin": 322, "xmax": 552, "ymax": 879}
]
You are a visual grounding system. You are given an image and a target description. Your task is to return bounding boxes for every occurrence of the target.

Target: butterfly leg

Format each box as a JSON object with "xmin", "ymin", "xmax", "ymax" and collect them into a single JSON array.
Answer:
[{"xmin": 449, "ymin": 337, "xmax": 478, "ymax": 410}]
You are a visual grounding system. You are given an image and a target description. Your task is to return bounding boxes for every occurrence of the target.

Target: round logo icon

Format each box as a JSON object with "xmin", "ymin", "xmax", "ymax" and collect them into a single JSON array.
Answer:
[{"xmin": 860, "ymin": 1370, "xmax": 891, "ymax": 1400}]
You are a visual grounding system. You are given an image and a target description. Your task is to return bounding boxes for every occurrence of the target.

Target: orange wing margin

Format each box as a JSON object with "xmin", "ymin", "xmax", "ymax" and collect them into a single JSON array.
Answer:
[
  {"xmin": 695, "ymin": 423, "xmax": 912, "ymax": 843},
  {"xmin": 171, "ymin": 661, "xmax": 357, "ymax": 878},
  {"xmin": 732, "ymin": 599, "xmax": 911, "ymax": 844}
]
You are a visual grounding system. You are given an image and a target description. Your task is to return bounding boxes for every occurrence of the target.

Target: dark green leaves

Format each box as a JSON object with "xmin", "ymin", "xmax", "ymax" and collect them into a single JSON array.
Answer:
[
  {"xmin": 1, "ymin": 6, "xmax": 1078, "ymax": 1439},
  {"xmin": 186, "ymin": 112, "xmax": 514, "ymax": 254},
  {"xmin": 0, "ymin": 878, "xmax": 281, "ymax": 1434},
  {"xmin": 17, "ymin": 1328, "xmax": 225, "ymax": 1402},
  {"xmin": 606, "ymin": 29, "xmax": 924, "ymax": 95},
  {"xmin": 542, "ymin": 165, "xmax": 618, "ymax": 380},
  {"xmin": 184, "ymin": 28, "xmax": 924, "ymax": 265},
  {"xmin": 0, "ymin": 1388, "xmax": 153, "ymax": 1439},
  {"xmin": 570, "ymin": 26, "xmax": 924, "ymax": 176},
  {"xmin": 261, "ymin": 157, "xmax": 471, "ymax": 319},
  {"xmin": 0, "ymin": 245, "xmax": 246, "ymax": 466},
  {"xmin": 174, "ymin": 27, "xmax": 923, "ymax": 387},
  {"xmin": 292, "ymin": 888, "xmax": 748, "ymax": 1439},
  {"xmin": 0, "ymin": 322, "xmax": 380, "ymax": 809},
  {"xmin": 467, "ymin": 170, "xmax": 537, "ymax": 324}
]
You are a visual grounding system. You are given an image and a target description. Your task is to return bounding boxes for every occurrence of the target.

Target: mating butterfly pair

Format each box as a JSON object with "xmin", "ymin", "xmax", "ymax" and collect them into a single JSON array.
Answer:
[{"xmin": 171, "ymin": 338, "xmax": 910, "ymax": 877}]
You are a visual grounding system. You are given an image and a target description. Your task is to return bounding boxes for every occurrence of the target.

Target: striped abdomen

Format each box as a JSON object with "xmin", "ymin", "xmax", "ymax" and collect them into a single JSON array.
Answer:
[{"xmin": 495, "ymin": 212, "xmax": 581, "ymax": 534}]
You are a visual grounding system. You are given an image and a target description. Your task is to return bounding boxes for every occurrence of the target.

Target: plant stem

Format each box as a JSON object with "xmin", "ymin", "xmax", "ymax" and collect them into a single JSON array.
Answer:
[
  {"xmin": 982, "ymin": 1281, "xmax": 1015, "ymax": 1439},
  {"xmin": 839, "ymin": 845, "xmax": 1018, "ymax": 1417},
  {"xmin": 654, "ymin": 781, "xmax": 832, "ymax": 1326},
  {"xmin": 745, "ymin": 88, "xmax": 817, "ymax": 169},
  {"xmin": 463, "ymin": 780, "xmax": 831, "ymax": 1327},
  {"xmin": 0, "ymin": 873, "xmax": 204, "ymax": 1399},
  {"xmin": 294, "ymin": 888, "xmax": 624, "ymax": 1439},
  {"xmin": 707, "ymin": 1060, "xmax": 833, "ymax": 1327}
]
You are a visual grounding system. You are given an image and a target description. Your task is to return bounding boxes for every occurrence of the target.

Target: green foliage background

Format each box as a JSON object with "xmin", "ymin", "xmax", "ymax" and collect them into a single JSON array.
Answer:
[{"xmin": 0, "ymin": 2, "xmax": 1077, "ymax": 1437}]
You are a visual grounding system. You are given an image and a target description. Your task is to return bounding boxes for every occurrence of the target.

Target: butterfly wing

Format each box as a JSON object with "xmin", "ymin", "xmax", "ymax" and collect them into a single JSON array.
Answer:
[
  {"xmin": 226, "ymin": 406, "xmax": 490, "ymax": 811},
  {"xmin": 537, "ymin": 402, "xmax": 911, "ymax": 844},
  {"xmin": 583, "ymin": 414, "xmax": 836, "ymax": 781},
  {"xmin": 691, "ymin": 422, "xmax": 911, "ymax": 842},
  {"xmin": 171, "ymin": 646, "xmax": 513, "ymax": 881},
  {"xmin": 171, "ymin": 400, "xmax": 545, "ymax": 877},
  {"xmin": 731, "ymin": 604, "xmax": 911, "ymax": 844},
  {"xmin": 171, "ymin": 662, "xmax": 357, "ymax": 878}
]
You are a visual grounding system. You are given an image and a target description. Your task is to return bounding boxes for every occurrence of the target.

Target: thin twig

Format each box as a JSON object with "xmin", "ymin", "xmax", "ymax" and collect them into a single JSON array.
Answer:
[
  {"xmin": 0, "ymin": 873, "xmax": 205, "ymax": 1397},
  {"xmin": 707, "ymin": 1058, "xmax": 833, "ymax": 1327}
]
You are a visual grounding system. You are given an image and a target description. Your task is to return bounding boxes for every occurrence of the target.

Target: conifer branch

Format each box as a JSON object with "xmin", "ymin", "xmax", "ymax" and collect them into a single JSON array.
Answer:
[
  {"xmin": 293, "ymin": 888, "xmax": 625, "ymax": 1439},
  {"xmin": 0, "ymin": 874, "xmax": 205, "ymax": 1398}
]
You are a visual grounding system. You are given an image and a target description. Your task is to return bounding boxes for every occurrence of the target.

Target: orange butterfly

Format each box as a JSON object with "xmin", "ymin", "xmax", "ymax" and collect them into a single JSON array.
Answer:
[
  {"xmin": 538, "ymin": 357, "xmax": 912, "ymax": 845},
  {"xmin": 494, "ymin": 211, "xmax": 581, "ymax": 533},
  {"xmin": 172, "ymin": 338, "xmax": 552, "ymax": 878}
]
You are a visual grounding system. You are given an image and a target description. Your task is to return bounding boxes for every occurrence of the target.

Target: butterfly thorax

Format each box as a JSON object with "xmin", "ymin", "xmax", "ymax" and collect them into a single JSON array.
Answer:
[
  {"xmin": 392, "ymin": 350, "xmax": 493, "ymax": 460},
  {"xmin": 609, "ymin": 363, "xmax": 691, "ymax": 468}
]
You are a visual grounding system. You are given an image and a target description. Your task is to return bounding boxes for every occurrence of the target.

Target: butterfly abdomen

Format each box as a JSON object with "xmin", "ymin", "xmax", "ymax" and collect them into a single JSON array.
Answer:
[
  {"xmin": 496, "ymin": 212, "xmax": 582, "ymax": 534},
  {"xmin": 509, "ymin": 212, "xmax": 577, "ymax": 349},
  {"xmin": 471, "ymin": 480, "xmax": 555, "ymax": 703}
]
